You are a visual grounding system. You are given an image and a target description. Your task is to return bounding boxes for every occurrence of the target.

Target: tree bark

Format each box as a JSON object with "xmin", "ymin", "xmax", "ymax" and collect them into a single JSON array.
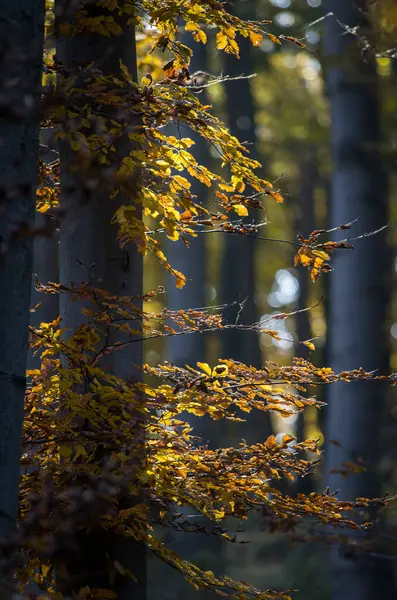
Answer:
[
  {"xmin": 57, "ymin": 2, "xmax": 145, "ymax": 598},
  {"xmin": 324, "ymin": 1, "xmax": 394, "ymax": 598},
  {"xmin": 294, "ymin": 148, "xmax": 316, "ymax": 494},
  {"xmin": 166, "ymin": 38, "xmax": 207, "ymax": 370},
  {"xmin": 221, "ymin": 4, "xmax": 271, "ymax": 447},
  {"xmin": 28, "ymin": 130, "xmax": 59, "ymax": 371},
  {"xmin": 0, "ymin": 1, "xmax": 45, "ymax": 544},
  {"xmin": 162, "ymin": 36, "xmax": 224, "ymax": 600},
  {"xmin": 221, "ymin": 41, "xmax": 262, "ymax": 371}
]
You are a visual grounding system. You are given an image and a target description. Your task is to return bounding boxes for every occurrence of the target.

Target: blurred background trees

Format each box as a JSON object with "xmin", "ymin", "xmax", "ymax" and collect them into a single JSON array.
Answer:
[{"xmin": 142, "ymin": 0, "xmax": 397, "ymax": 598}]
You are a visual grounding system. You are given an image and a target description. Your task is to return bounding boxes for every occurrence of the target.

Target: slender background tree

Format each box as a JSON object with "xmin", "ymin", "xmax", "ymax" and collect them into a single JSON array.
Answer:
[
  {"xmin": 161, "ymin": 36, "xmax": 222, "ymax": 600},
  {"xmin": 324, "ymin": 1, "xmax": 395, "ymax": 598},
  {"xmin": 28, "ymin": 130, "xmax": 59, "ymax": 371},
  {"xmin": 221, "ymin": 3, "xmax": 262, "ymax": 373}
]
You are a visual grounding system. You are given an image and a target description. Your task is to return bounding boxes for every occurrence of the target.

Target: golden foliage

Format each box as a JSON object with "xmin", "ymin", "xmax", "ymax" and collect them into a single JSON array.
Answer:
[
  {"xmin": 14, "ymin": 2, "xmax": 389, "ymax": 599},
  {"xmin": 19, "ymin": 283, "xmax": 394, "ymax": 598},
  {"xmin": 294, "ymin": 224, "xmax": 354, "ymax": 281}
]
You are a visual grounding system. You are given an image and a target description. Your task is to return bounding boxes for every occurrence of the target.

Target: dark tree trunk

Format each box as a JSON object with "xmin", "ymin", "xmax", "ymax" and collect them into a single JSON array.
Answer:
[
  {"xmin": 28, "ymin": 130, "xmax": 59, "ymax": 371},
  {"xmin": 166, "ymin": 38, "xmax": 207, "ymax": 370},
  {"xmin": 163, "ymin": 36, "xmax": 224, "ymax": 600},
  {"xmin": 57, "ymin": 2, "xmax": 145, "ymax": 598},
  {"xmin": 221, "ymin": 4, "xmax": 271, "ymax": 447},
  {"xmin": 0, "ymin": 0, "xmax": 45, "ymax": 545},
  {"xmin": 221, "ymin": 40, "xmax": 262, "ymax": 371},
  {"xmin": 324, "ymin": 1, "xmax": 394, "ymax": 598}
]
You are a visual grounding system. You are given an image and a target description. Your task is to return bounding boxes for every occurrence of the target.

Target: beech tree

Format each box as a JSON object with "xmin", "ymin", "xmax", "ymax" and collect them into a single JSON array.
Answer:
[
  {"xmin": 0, "ymin": 2, "xmax": 395, "ymax": 599},
  {"xmin": 56, "ymin": 1, "xmax": 145, "ymax": 597}
]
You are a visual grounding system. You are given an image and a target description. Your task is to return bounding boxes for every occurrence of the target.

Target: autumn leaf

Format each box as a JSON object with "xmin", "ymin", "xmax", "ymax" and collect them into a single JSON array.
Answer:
[
  {"xmin": 249, "ymin": 31, "xmax": 263, "ymax": 47},
  {"xmin": 303, "ymin": 341, "xmax": 316, "ymax": 352},
  {"xmin": 233, "ymin": 204, "xmax": 248, "ymax": 217},
  {"xmin": 197, "ymin": 362, "xmax": 212, "ymax": 377},
  {"xmin": 266, "ymin": 33, "xmax": 281, "ymax": 45},
  {"xmin": 212, "ymin": 365, "xmax": 229, "ymax": 377}
]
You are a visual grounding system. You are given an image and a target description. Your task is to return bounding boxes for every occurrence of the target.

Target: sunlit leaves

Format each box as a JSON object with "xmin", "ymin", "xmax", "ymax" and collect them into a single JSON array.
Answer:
[
  {"xmin": 232, "ymin": 204, "xmax": 248, "ymax": 217},
  {"xmin": 36, "ymin": 159, "xmax": 59, "ymax": 213},
  {"xmin": 294, "ymin": 224, "xmax": 354, "ymax": 281},
  {"xmin": 197, "ymin": 362, "xmax": 212, "ymax": 377},
  {"xmin": 21, "ymin": 281, "xmax": 395, "ymax": 599},
  {"xmin": 50, "ymin": 0, "xmax": 290, "ymax": 287},
  {"xmin": 302, "ymin": 340, "xmax": 316, "ymax": 352},
  {"xmin": 185, "ymin": 21, "xmax": 207, "ymax": 44}
]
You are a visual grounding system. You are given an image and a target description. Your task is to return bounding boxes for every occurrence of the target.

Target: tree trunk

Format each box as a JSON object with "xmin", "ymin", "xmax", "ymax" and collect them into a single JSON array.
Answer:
[
  {"xmin": 221, "ymin": 4, "xmax": 270, "ymax": 447},
  {"xmin": 221, "ymin": 41, "xmax": 262, "ymax": 372},
  {"xmin": 0, "ymin": 1, "xmax": 45, "ymax": 546},
  {"xmin": 294, "ymin": 148, "xmax": 316, "ymax": 494},
  {"xmin": 28, "ymin": 130, "xmax": 59, "ymax": 371},
  {"xmin": 166, "ymin": 38, "xmax": 207, "ymax": 370},
  {"xmin": 324, "ymin": 1, "xmax": 394, "ymax": 598},
  {"xmin": 57, "ymin": 2, "xmax": 145, "ymax": 598},
  {"xmin": 162, "ymin": 37, "xmax": 224, "ymax": 600}
]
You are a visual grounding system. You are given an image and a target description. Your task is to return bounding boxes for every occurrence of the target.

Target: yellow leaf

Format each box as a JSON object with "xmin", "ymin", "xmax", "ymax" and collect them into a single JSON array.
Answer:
[
  {"xmin": 41, "ymin": 564, "xmax": 50, "ymax": 577},
  {"xmin": 270, "ymin": 190, "xmax": 284, "ymax": 203},
  {"xmin": 219, "ymin": 183, "xmax": 235, "ymax": 192},
  {"xmin": 179, "ymin": 138, "xmax": 195, "ymax": 149},
  {"xmin": 167, "ymin": 229, "xmax": 180, "ymax": 241},
  {"xmin": 265, "ymin": 434, "xmax": 277, "ymax": 448},
  {"xmin": 233, "ymin": 204, "xmax": 248, "ymax": 217},
  {"xmin": 173, "ymin": 175, "xmax": 191, "ymax": 189},
  {"xmin": 175, "ymin": 270, "xmax": 186, "ymax": 288},
  {"xmin": 262, "ymin": 179, "xmax": 273, "ymax": 189},
  {"xmin": 193, "ymin": 29, "xmax": 207, "ymax": 44},
  {"xmin": 249, "ymin": 31, "xmax": 263, "ymax": 47},
  {"xmin": 295, "ymin": 249, "xmax": 312, "ymax": 267},
  {"xmin": 267, "ymin": 33, "xmax": 282, "ymax": 45},
  {"xmin": 156, "ymin": 250, "xmax": 167, "ymax": 263},
  {"xmin": 213, "ymin": 508, "xmax": 225, "ymax": 520},
  {"xmin": 300, "ymin": 254, "xmax": 312, "ymax": 266},
  {"xmin": 212, "ymin": 364, "xmax": 229, "ymax": 377},
  {"xmin": 303, "ymin": 341, "xmax": 315, "ymax": 351},
  {"xmin": 26, "ymin": 369, "xmax": 41, "ymax": 377},
  {"xmin": 216, "ymin": 31, "xmax": 228, "ymax": 50},
  {"xmin": 313, "ymin": 257, "xmax": 324, "ymax": 269},
  {"xmin": 197, "ymin": 362, "xmax": 212, "ymax": 377},
  {"xmin": 141, "ymin": 75, "xmax": 152, "ymax": 86},
  {"xmin": 233, "ymin": 178, "xmax": 245, "ymax": 193},
  {"xmin": 312, "ymin": 249, "xmax": 331, "ymax": 261}
]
